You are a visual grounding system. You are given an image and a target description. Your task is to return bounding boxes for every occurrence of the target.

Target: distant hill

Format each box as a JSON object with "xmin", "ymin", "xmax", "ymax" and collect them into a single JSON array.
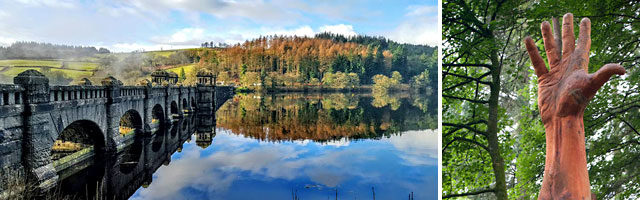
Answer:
[
  {"xmin": 0, "ymin": 41, "xmax": 109, "ymax": 60},
  {"xmin": 0, "ymin": 34, "xmax": 436, "ymax": 89}
]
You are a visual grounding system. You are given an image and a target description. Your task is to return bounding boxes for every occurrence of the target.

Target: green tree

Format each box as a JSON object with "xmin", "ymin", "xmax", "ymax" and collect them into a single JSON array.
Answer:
[
  {"xmin": 391, "ymin": 46, "xmax": 407, "ymax": 79},
  {"xmin": 442, "ymin": 0, "xmax": 525, "ymax": 199},
  {"xmin": 443, "ymin": 0, "xmax": 640, "ymax": 199},
  {"xmin": 322, "ymin": 72, "xmax": 359, "ymax": 89},
  {"xmin": 372, "ymin": 71, "xmax": 401, "ymax": 93},
  {"xmin": 180, "ymin": 68, "xmax": 186, "ymax": 82}
]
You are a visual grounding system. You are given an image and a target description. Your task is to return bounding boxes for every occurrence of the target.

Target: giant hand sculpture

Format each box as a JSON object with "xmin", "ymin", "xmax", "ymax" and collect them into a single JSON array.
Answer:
[{"xmin": 524, "ymin": 13, "xmax": 626, "ymax": 200}]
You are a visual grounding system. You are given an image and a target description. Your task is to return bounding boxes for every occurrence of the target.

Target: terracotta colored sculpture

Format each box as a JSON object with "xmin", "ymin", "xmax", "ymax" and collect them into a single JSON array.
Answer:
[{"xmin": 524, "ymin": 13, "xmax": 626, "ymax": 200}]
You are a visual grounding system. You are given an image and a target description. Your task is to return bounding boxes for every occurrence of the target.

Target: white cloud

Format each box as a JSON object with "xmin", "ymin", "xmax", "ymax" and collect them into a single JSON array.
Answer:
[
  {"xmin": 406, "ymin": 5, "xmax": 437, "ymax": 16},
  {"xmin": 150, "ymin": 28, "xmax": 206, "ymax": 45},
  {"xmin": 15, "ymin": 0, "xmax": 76, "ymax": 8},
  {"xmin": 122, "ymin": 0, "xmax": 300, "ymax": 25},
  {"xmin": 388, "ymin": 16, "xmax": 438, "ymax": 46},
  {"xmin": 384, "ymin": 4, "xmax": 438, "ymax": 46},
  {"xmin": 263, "ymin": 26, "xmax": 315, "ymax": 37},
  {"xmin": 318, "ymin": 24, "xmax": 357, "ymax": 37},
  {"xmin": 129, "ymin": 23, "xmax": 358, "ymax": 52}
]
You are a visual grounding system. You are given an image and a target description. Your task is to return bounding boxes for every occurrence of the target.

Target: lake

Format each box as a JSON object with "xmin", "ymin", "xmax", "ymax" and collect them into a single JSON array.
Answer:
[{"xmin": 58, "ymin": 92, "xmax": 438, "ymax": 199}]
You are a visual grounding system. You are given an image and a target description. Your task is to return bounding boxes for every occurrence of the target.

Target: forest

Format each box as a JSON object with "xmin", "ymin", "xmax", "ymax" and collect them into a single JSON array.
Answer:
[
  {"xmin": 195, "ymin": 33, "xmax": 436, "ymax": 90},
  {"xmin": 443, "ymin": 0, "xmax": 640, "ymax": 199}
]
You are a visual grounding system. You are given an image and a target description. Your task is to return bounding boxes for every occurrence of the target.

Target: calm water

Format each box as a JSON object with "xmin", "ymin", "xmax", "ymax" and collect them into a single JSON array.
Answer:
[{"xmin": 61, "ymin": 92, "xmax": 438, "ymax": 199}]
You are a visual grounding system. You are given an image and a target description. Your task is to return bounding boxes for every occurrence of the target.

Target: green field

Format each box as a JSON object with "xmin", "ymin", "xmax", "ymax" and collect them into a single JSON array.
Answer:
[
  {"xmin": 2, "ymin": 67, "xmax": 43, "ymax": 77},
  {"xmin": 51, "ymin": 68, "xmax": 93, "ymax": 78},
  {"xmin": 147, "ymin": 51, "xmax": 175, "ymax": 57},
  {"xmin": 0, "ymin": 58, "xmax": 99, "ymax": 81},
  {"xmin": 65, "ymin": 62, "xmax": 99, "ymax": 71},
  {"xmin": 144, "ymin": 48, "xmax": 202, "ymax": 57},
  {"xmin": 167, "ymin": 64, "xmax": 197, "ymax": 75},
  {"xmin": 0, "ymin": 59, "xmax": 63, "ymax": 68}
]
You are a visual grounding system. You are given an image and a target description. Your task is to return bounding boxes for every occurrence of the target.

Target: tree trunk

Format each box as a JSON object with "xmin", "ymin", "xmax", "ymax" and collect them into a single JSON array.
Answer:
[{"xmin": 488, "ymin": 47, "xmax": 508, "ymax": 200}]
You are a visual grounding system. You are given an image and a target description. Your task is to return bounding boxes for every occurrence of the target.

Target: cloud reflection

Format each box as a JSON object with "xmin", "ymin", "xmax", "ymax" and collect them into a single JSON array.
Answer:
[
  {"xmin": 131, "ymin": 128, "xmax": 437, "ymax": 200},
  {"xmin": 384, "ymin": 129, "xmax": 439, "ymax": 166}
]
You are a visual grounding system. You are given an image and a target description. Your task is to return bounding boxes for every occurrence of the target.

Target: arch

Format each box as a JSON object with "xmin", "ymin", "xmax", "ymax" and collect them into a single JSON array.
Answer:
[
  {"xmin": 119, "ymin": 109, "xmax": 143, "ymax": 137},
  {"xmin": 51, "ymin": 120, "xmax": 105, "ymax": 163},
  {"xmin": 171, "ymin": 101, "xmax": 178, "ymax": 115},
  {"xmin": 152, "ymin": 104, "xmax": 164, "ymax": 125},
  {"xmin": 50, "ymin": 120, "xmax": 107, "ymax": 198},
  {"xmin": 191, "ymin": 97, "xmax": 197, "ymax": 110}
]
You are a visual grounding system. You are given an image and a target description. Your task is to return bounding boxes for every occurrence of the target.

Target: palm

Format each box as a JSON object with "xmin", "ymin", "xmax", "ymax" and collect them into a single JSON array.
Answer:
[{"xmin": 525, "ymin": 14, "xmax": 625, "ymax": 125}]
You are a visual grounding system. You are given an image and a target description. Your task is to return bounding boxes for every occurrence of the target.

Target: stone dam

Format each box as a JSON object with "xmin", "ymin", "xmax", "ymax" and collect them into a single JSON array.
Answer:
[{"xmin": 0, "ymin": 69, "xmax": 234, "ymax": 198}]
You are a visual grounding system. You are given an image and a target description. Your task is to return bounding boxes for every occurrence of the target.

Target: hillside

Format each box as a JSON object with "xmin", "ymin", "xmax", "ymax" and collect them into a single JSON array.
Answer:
[{"xmin": 0, "ymin": 34, "xmax": 436, "ymax": 89}]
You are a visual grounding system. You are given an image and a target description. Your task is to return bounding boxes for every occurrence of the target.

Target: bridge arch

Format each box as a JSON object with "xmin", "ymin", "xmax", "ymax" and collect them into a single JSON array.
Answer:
[
  {"xmin": 152, "ymin": 104, "xmax": 164, "ymax": 126},
  {"xmin": 51, "ymin": 120, "xmax": 105, "ymax": 163},
  {"xmin": 53, "ymin": 120, "xmax": 106, "ymax": 199},
  {"xmin": 191, "ymin": 97, "xmax": 196, "ymax": 110},
  {"xmin": 170, "ymin": 101, "xmax": 179, "ymax": 117},
  {"xmin": 119, "ymin": 109, "xmax": 143, "ymax": 137}
]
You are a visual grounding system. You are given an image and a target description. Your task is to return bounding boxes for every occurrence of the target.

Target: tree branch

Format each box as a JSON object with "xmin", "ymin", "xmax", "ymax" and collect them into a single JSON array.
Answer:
[
  {"xmin": 443, "ymin": 188, "xmax": 496, "ymax": 199},
  {"xmin": 443, "ymin": 120, "xmax": 488, "ymax": 137},
  {"xmin": 443, "ymin": 63, "xmax": 493, "ymax": 68},
  {"xmin": 443, "ymin": 95, "xmax": 489, "ymax": 104},
  {"xmin": 444, "ymin": 71, "xmax": 492, "ymax": 85}
]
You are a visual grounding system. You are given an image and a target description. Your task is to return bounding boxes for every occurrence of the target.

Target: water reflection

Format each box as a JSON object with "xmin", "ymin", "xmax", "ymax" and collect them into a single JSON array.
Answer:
[
  {"xmin": 130, "ymin": 128, "xmax": 437, "ymax": 200},
  {"xmin": 52, "ymin": 114, "xmax": 200, "ymax": 200},
  {"xmin": 216, "ymin": 93, "xmax": 437, "ymax": 142},
  {"xmin": 55, "ymin": 92, "xmax": 437, "ymax": 199}
]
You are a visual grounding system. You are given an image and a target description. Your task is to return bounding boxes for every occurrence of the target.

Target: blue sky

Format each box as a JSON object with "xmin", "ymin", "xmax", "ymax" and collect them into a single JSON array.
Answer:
[{"xmin": 0, "ymin": 0, "xmax": 438, "ymax": 52}]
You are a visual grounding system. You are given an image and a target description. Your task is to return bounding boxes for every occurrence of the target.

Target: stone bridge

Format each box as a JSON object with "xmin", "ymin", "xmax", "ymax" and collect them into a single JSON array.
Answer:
[{"xmin": 0, "ymin": 69, "xmax": 234, "ymax": 196}]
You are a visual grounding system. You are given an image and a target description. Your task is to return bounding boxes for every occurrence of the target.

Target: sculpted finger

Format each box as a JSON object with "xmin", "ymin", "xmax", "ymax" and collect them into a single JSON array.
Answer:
[
  {"xmin": 576, "ymin": 18, "xmax": 592, "ymax": 71},
  {"xmin": 584, "ymin": 64, "xmax": 625, "ymax": 97},
  {"xmin": 525, "ymin": 37, "xmax": 548, "ymax": 77},
  {"xmin": 541, "ymin": 21, "xmax": 560, "ymax": 67},
  {"xmin": 562, "ymin": 13, "xmax": 575, "ymax": 59},
  {"xmin": 552, "ymin": 17, "xmax": 563, "ymax": 58}
]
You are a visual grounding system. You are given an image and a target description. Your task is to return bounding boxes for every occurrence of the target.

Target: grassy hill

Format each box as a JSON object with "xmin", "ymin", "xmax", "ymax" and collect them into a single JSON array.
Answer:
[{"xmin": 0, "ymin": 59, "xmax": 99, "ymax": 83}]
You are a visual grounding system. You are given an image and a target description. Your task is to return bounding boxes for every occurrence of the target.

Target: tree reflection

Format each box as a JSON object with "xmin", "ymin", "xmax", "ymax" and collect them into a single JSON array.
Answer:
[
  {"xmin": 371, "ymin": 90, "xmax": 404, "ymax": 110},
  {"xmin": 216, "ymin": 93, "xmax": 436, "ymax": 142}
]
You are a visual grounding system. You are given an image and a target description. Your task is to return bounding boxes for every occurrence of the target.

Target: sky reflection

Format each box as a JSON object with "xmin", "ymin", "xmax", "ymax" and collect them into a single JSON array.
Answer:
[{"xmin": 130, "ymin": 128, "xmax": 437, "ymax": 200}]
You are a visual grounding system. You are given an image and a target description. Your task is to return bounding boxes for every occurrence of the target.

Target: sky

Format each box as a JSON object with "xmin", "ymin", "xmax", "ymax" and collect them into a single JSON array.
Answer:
[{"xmin": 0, "ymin": 0, "xmax": 438, "ymax": 52}]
